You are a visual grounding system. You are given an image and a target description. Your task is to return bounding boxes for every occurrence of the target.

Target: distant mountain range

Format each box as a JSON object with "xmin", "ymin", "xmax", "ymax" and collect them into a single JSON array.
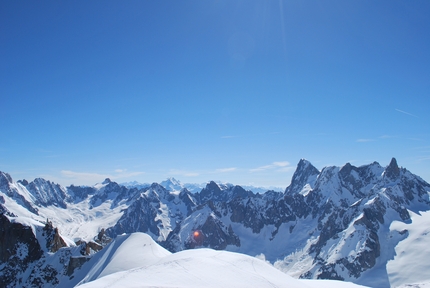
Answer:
[
  {"xmin": 121, "ymin": 177, "xmax": 284, "ymax": 194},
  {"xmin": 1, "ymin": 158, "xmax": 430, "ymax": 287}
]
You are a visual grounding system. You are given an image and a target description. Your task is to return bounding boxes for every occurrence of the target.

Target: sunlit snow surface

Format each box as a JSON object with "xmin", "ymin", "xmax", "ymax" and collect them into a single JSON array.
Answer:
[
  {"xmin": 388, "ymin": 210, "xmax": 430, "ymax": 287},
  {"xmin": 73, "ymin": 232, "xmax": 368, "ymax": 288},
  {"xmin": 396, "ymin": 284, "xmax": 430, "ymax": 288}
]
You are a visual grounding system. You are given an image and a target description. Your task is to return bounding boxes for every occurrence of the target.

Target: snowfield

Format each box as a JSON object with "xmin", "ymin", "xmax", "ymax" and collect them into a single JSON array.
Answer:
[
  {"xmin": 388, "ymin": 210, "xmax": 430, "ymax": 287},
  {"xmin": 75, "ymin": 232, "xmax": 368, "ymax": 288},
  {"xmin": 2, "ymin": 159, "xmax": 430, "ymax": 287}
]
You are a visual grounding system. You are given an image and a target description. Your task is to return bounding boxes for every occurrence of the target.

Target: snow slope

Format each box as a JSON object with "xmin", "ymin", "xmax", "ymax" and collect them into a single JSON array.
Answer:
[
  {"xmin": 2, "ymin": 158, "xmax": 430, "ymax": 287},
  {"xmin": 73, "ymin": 233, "xmax": 171, "ymax": 286},
  {"xmin": 76, "ymin": 233, "xmax": 368, "ymax": 288},
  {"xmin": 388, "ymin": 210, "xmax": 430, "ymax": 287}
]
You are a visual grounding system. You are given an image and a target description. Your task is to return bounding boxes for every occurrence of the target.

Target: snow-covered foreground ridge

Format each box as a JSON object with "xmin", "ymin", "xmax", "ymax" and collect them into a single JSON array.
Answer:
[
  {"xmin": 72, "ymin": 232, "xmax": 370, "ymax": 288},
  {"xmin": 1, "ymin": 158, "xmax": 430, "ymax": 287}
]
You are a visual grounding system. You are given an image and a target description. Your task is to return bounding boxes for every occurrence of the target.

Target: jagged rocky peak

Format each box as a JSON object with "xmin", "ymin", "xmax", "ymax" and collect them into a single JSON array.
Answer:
[
  {"xmin": 102, "ymin": 178, "xmax": 112, "ymax": 185},
  {"xmin": 26, "ymin": 177, "xmax": 68, "ymax": 208},
  {"xmin": 298, "ymin": 158, "xmax": 318, "ymax": 171},
  {"xmin": 0, "ymin": 171, "xmax": 13, "ymax": 189},
  {"xmin": 285, "ymin": 159, "xmax": 320, "ymax": 195},
  {"xmin": 230, "ymin": 185, "xmax": 250, "ymax": 199},
  {"xmin": 384, "ymin": 157, "xmax": 400, "ymax": 180},
  {"xmin": 199, "ymin": 181, "xmax": 222, "ymax": 202},
  {"xmin": 43, "ymin": 219, "xmax": 68, "ymax": 253},
  {"xmin": 339, "ymin": 162, "xmax": 355, "ymax": 175},
  {"xmin": 206, "ymin": 180, "xmax": 222, "ymax": 191},
  {"xmin": 18, "ymin": 179, "xmax": 29, "ymax": 186},
  {"xmin": 67, "ymin": 185, "xmax": 96, "ymax": 203},
  {"xmin": 197, "ymin": 181, "xmax": 248, "ymax": 202},
  {"xmin": 146, "ymin": 182, "xmax": 170, "ymax": 200},
  {"xmin": 179, "ymin": 187, "xmax": 190, "ymax": 197}
]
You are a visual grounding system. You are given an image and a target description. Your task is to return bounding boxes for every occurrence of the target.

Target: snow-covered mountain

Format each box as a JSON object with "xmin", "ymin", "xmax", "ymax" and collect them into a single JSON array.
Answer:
[
  {"xmin": 1, "ymin": 158, "xmax": 430, "ymax": 287},
  {"xmin": 75, "ymin": 232, "xmax": 368, "ymax": 288},
  {"xmin": 124, "ymin": 177, "xmax": 284, "ymax": 194},
  {"xmin": 122, "ymin": 177, "xmax": 205, "ymax": 193}
]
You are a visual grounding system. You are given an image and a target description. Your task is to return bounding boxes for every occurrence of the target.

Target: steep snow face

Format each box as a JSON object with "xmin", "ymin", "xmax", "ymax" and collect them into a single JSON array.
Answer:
[
  {"xmin": 73, "ymin": 233, "xmax": 171, "ymax": 286},
  {"xmin": 76, "ymin": 235, "xmax": 369, "ymax": 288},
  {"xmin": 163, "ymin": 159, "xmax": 430, "ymax": 287},
  {"xmin": 387, "ymin": 210, "xmax": 430, "ymax": 287},
  {"xmin": 160, "ymin": 177, "xmax": 184, "ymax": 192},
  {"xmin": 1, "ymin": 158, "xmax": 430, "ymax": 288},
  {"xmin": 0, "ymin": 172, "xmax": 39, "ymax": 215},
  {"xmin": 271, "ymin": 159, "xmax": 430, "ymax": 287}
]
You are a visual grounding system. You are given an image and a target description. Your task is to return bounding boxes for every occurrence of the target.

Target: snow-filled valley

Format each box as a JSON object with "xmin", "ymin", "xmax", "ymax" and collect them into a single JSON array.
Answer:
[{"xmin": 1, "ymin": 158, "xmax": 430, "ymax": 287}]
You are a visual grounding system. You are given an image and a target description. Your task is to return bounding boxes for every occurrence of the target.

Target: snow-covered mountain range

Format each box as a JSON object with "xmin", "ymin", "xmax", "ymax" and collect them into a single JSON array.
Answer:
[
  {"xmin": 121, "ymin": 177, "xmax": 284, "ymax": 194},
  {"xmin": 1, "ymin": 158, "xmax": 430, "ymax": 287}
]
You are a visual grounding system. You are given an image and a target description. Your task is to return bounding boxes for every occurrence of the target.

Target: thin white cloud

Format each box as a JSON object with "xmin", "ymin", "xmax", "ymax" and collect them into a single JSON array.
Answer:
[
  {"xmin": 113, "ymin": 169, "xmax": 145, "ymax": 178},
  {"xmin": 221, "ymin": 132, "xmax": 281, "ymax": 139},
  {"xmin": 250, "ymin": 165, "xmax": 271, "ymax": 172},
  {"xmin": 60, "ymin": 169, "xmax": 145, "ymax": 185},
  {"xmin": 395, "ymin": 109, "xmax": 419, "ymax": 118},
  {"xmin": 61, "ymin": 170, "xmax": 110, "ymax": 183},
  {"xmin": 356, "ymin": 139, "xmax": 375, "ymax": 143},
  {"xmin": 272, "ymin": 161, "xmax": 289, "ymax": 167},
  {"xmin": 277, "ymin": 166, "xmax": 295, "ymax": 172},
  {"xmin": 215, "ymin": 167, "xmax": 237, "ymax": 173},
  {"xmin": 168, "ymin": 169, "xmax": 200, "ymax": 177},
  {"xmin": 379, "ymin": 135, "xmax": 396, "ymax": 139},
  {"xmin": 117, "ymin": 171, "xmax": 146, "ymax": 178},
  {"xmin": 61, "ymin": 170, "xmax": 108, "ymax": 179},
  {"xmin": 250, "ymin": 161, "xmax": 291, "ymax": 173}
]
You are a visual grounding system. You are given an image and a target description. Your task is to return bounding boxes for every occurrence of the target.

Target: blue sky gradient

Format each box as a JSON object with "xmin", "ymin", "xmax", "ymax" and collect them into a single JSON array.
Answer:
[{"xmin": 1, "ymin": 0, "xmax": 429, "ymax": 187}]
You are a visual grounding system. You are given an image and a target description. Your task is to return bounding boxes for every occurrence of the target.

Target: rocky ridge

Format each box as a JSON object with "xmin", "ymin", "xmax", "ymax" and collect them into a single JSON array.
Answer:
[{"xmin": 0, "ymin": 158, "xmax": 429, "ymax": 287}]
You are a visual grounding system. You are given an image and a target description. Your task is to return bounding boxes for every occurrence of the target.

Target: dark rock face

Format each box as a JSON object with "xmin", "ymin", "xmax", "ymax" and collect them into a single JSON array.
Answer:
[
  {"xmin": 42, "ymin": 220, "xmax": 68, "ymax": 253},
  {"xmin": 161, "ymin": 159, "xmax": 430, "ymax": 286},
  {"xmin": 67, "ymin": 256, "xmax": 89, "ymax": 276},
  {"xmin": 196, "ymin": 181, "xmax": 252, "ymax": 203},
  {"xmin": 89, "ymin": 181, "xmax": 137, "ymax": 209},
  {"xmin": 105, "ymin": 183, "xmax": 197, "ymax": 241},
  {"xmin": 285, "ymin": 159, "xmax": 320, "ymax": 195},
  {"xmin": 67, "ymin": 185, "xmax": 96, "ymax": 203},
  {"xmin": 1, "ymin": 158, "xmax": 430, "ymax": 287},
  {"xmin": 0, "ymin": 215, "xmax": 102, "ymax": 287},
  {"xmin": 0, "ymin": 172, "xmax": 13, "ymax": 188},
  {"xmin": 385, "ymin": 157, "xmax": 400, "ymax": 180},
  {"xmin": 198, "ymin": 181, "xmax": 223, "ymax": 203},
  {"xmin": 26, "ymin": 178, "xmax": 68, "ymax": 208},
  {"xmin": 184, "ymin": 213, "xmax": 240, "ymax": 250},
  {"xmin": 0, "ymin": 214, "xmax": 44, "ymax": 287},
  {"xmin": 179, "ymin": 188, "xmax": 197, "ymax": 216},
  {"xmin": 106, "ymin": 194, "xmax": 160, "ymax": 238}
]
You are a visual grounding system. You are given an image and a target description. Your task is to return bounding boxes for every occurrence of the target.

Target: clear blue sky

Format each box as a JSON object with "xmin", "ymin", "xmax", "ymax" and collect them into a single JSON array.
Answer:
[{"xmin": 1, "ymin": 0, "xmax": 429, "ymax": 188}]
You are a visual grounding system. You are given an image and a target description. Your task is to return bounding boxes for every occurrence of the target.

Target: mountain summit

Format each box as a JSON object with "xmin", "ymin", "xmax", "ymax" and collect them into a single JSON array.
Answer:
[{"xmin": 0, "ymin": 159, "xmax": 429, "ymax": 287}]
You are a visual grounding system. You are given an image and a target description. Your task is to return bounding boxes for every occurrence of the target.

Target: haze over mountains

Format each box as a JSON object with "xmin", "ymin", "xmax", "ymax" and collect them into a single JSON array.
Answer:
[{"xmin": 1, "ymin": 158, "xmax": 430, "ymax": 287}]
